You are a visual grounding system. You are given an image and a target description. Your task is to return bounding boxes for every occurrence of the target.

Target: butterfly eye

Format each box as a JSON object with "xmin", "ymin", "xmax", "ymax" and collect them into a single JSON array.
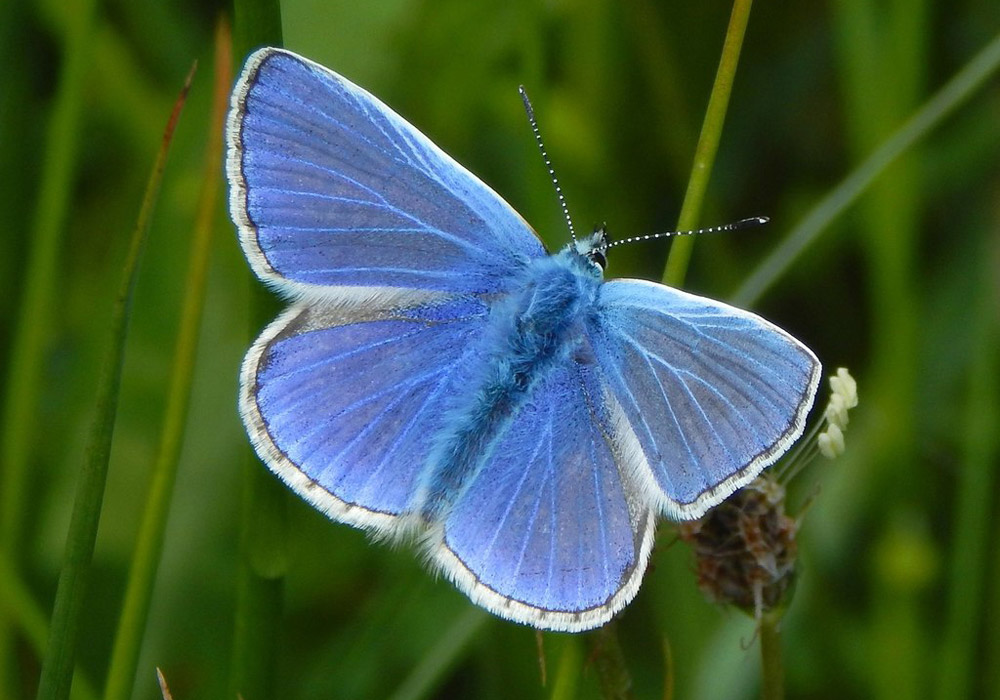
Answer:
[
  {"xmin": 586, "ymin": 225, "xmax": 609, "ymax": 270},
  {"xmin": 588, "ymin": 248, "xmax": 607, "ymax": 270}
]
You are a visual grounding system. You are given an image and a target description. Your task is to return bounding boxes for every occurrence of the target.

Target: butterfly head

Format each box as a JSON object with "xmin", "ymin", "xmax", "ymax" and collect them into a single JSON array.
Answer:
[{"xmin": 571, "ymin": 225, "xmax": 609, "ymax": 274}]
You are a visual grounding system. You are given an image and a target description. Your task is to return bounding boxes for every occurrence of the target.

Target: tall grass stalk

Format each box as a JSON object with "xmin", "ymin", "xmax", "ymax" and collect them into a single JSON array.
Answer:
[
  {"xmin": 0, "ymin": 553, "xmax": 97, "ymax": 700},
  {"xmin": 548, "ymin": 636, "xmax": 584, "ymax": 700},
  {"xmin": 733, "ymin": 30, "xmax": 1000, "ymax": 307},
  {"xmin": 0, "ymin": 0, "xmax": 98, "ymax": 693},
  {"xmin": 662, "ymin": 0, "xmax": 756, "ymax": 287},
  {"xmin": 657, "ymin": 0, "xmax": 790, "ymax": 695},
  {"xmin": 933, "ymin": 243, "xmax": 1000, "ymax": 698},
  {"xmin": 387, "ymin": 608, "xmax": 488, "ymax": 700},
  {"xmin": 35, "ymin": 63, "xmax": 197, "ymax": 700},
  {"xmin": 228, "ymin": 468, "xmax": 286, "ymax": 700},
  {"xmin": 0, "ymin": 0, "xmax": 97, "ymax": 553},
  {"xmin": 102, "ymin": 23, "xmax": 232, "ymax": 700},
  {"xmin": 228, "ymin": 2, "xmax": 287, "ymax": 699},
  {"xmin": 833, "ymin": 3, "xmax": 927, "ymax": 694}
]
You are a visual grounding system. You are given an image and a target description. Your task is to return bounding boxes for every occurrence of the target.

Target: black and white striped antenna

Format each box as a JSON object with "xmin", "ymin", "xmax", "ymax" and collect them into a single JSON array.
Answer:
[
  {"xmin": 517, "ymin": 87, "xmax": 767, "ymax": 249},
  {"xmin": 519, "ymin": 86, "xmax": 577, "ymax": 241},
  {"xmin": 606, "ymin": 216, "xmax": 769, "ymax": 250}
]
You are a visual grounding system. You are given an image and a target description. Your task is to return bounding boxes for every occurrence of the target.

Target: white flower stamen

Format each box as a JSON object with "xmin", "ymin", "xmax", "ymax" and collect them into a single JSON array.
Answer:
[
  {"xmin": 818, "ymin": 368, "xmax": 857, "ymax": 460},
  {"xmin": 818, "ymin": 423, "xmax": 845, "ymax": 459},
  {"xmin": 829, "ymin": 367, "xmax": 858, "ymax": 409}
]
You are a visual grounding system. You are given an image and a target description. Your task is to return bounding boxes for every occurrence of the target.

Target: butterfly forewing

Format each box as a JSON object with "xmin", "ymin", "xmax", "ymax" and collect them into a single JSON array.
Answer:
[
  {"xmin": 227, "ymin": 48, "xmax": 546, "ymax": 299},
  {"xmin": 589, "ymin": 279, "xmax": 821, "ymax": 519}
]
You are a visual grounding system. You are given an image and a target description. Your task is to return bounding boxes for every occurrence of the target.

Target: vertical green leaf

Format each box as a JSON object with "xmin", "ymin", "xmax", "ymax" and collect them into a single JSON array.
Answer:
[
  {"xmin": 387, "ymin": 609, "xmax": 489, "ymax": 700},
  {"xmin": 833, "ymin": 5, "xmax": 928, "ymax": 694},
  {"xmin": 228, "ymin": 3, "xmax": 286, "ymax": 699},
  {"xmin": 103, "ymin": 21, "xmax": 232, "ymax": 700},
  {"xmin": 662, "ymin": 0, "xmax": 756, "ymax": 288},
  {"xmin": 35, "ymin": 63, "xmax": 197, "ymax": 700},
  {"xmin": 0, "ymin": 0, "xmax": 98, "ymax": 692},
  {"xmin": 0, "ymin": 553, "xmax": 98, "ymax": 700},
  {"xmin": 934, "ymin": 242, "xmax": 1000, "ymax": 698},
  {"xmin": 732, "ymin": 31, "xmax": 1000, "ymax": 307}
]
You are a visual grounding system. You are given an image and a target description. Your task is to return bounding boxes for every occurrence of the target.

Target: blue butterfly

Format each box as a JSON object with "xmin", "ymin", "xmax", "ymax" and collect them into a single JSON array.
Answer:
[{"xmin": 226, "ymin": 47, "xmax": 821, "ymax": 632}]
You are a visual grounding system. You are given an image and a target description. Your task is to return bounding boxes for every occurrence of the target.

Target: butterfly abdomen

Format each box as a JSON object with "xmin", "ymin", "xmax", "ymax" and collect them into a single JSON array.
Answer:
[{"xmin": 418, "ymin": 253, "xmax": 601, "ymax": 519}]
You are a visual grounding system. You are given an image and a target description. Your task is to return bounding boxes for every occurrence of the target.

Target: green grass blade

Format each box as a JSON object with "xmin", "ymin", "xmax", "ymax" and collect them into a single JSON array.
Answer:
[
  {"xmin": 657, "ymin": 1, "xmax": 786, "ymax": 695},
  {"xmin": 662, "ymin": 0, "xmax": 756, "ymax": 288},
  {"xmin": 933, "ymin": 244, "xmax": 999, "ymax": 699},
  {"xmin": 233, "ymin": 0, "xmax": 284, "ymax": 54},
  {"xmin": 34, "ymin": 64, "xmax": 196, "ymax": 700},
  {"xmin": 0, "ymin": 0, "xmax": 97, "ymax": 553},
  {"xmin": 0, "ymin": 0, "xmax": 98, "ymax": 692},
  {"xmin": 387, "ymin": 609, "xmax": 489, "ymax": 700},
  {"xmin": 0, "ymin": 552, "xmax": 98, "ymax": 700},
  {"xmin": 228, "ymin": 3, "xmax": 286, "ymax": 699},
  {"xmin": 102, "ymin": 24, "xmax": 232, "ymax": 700},
  {"xmin": 548, "ymin": 636, "xmax": 584, "ymax": 700},
  {"xmin": 833, "ymin": 3, "xmax": 928, "ymax": 695},
  {"xmin": 732, "ymin": 29, "xmax": 1000, "ymax": 307},
  {"xmin": 230, "ymin": 436, "xmax": 289, "ymax": 699}
]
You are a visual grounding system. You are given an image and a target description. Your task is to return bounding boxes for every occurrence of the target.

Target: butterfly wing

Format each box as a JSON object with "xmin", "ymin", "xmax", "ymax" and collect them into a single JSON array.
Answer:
[
  {"xmin": 241, "ymin": 293, "xmax": 488, "ymax": 536},
  {"xmin": 589, "ymin": 279, "xmax": 821, "ymax": 520},
  {"xmin": 427, "ymin": 356, "xmax": 656, "ymax": 632},
  {"xmin": 227, "ymin": 48, "xmax": 545, "ymax": 300}
]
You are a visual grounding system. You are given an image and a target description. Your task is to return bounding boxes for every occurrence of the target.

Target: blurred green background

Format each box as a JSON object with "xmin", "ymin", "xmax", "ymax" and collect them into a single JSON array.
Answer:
[{"xmin": 1, "ymin": 0, "xmax": 999, "ymax": 698}]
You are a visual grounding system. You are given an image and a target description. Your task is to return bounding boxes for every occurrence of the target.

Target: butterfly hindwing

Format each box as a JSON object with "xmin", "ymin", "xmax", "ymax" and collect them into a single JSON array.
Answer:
[
  {"xmin": 428, "ymin": 355, "xmax": 656, "ymax": 632},
  {"xmin": 588, "ymin": 279, "xmax": 821, "ymax": 519},
  {"xmin": 227, "ymin": 48, "xmax": 546, "ymax": 298},
  {"xmin": 241, "ymin": 292, "xmax": 489, "ymax": 535}
]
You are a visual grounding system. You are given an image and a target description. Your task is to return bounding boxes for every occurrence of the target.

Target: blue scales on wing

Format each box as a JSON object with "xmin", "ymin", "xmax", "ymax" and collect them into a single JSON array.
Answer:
[
  {"xmin": 588, "ymin": 279, "xmax": 821, "ymax": 519},
  {"xmin": 227, "ymin": 48, "xmax": 546, "ymax": 298},
  {"xmin": 227, "ymin": 45, "xmax": 825, "ymax": 632},
  {"xmin": 429, "ymin": 357, "xmax": 656, "ymax": 632},
  {"xmin": 240, "ymin": 295, "xmax": 489, "ymax": 535}
]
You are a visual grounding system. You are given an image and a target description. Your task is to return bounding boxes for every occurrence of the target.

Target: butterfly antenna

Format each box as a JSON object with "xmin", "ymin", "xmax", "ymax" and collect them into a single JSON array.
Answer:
[
  {"xmin": 519, "ymin": 86, "xmax": 577, "ymax": 241},
  {"xmin": 606, "ymin": 216, "xmax": 769, "ymax": 249}
]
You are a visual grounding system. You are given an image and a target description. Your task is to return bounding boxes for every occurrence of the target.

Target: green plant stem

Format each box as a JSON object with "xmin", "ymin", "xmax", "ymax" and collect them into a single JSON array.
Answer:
[
  {"xmin": 660, "ymin": 638, "xmax": 674, "ymax": 700},
  {"xmin": 549, "ymin": 636, "xmax": 583, "ymax": 700},
  {"xmin": 233, "ymin": 0, "xmax": 283, "ymax": 55},
  {"xmin": 759, "ymin": 612, "xmax": 784, "ymax": 700},
  {"xmin": 0, "ymin": 0, "xmax": 97, "ymax": 553},
  {"xmin": 0, "ymin": 552, "xmax": 98, "ymax": 700},
  {"xmin": 228, "ymin": 7, "xmax": 286, "ymax": 700},
  {"xmin": 228, "ymin": 450, "xmax": 288, "ymax": 700},
  {"xmin": 732, "ymin": 29, "xmax": 1000, "ymax": 307},
  {"xmin": 103, "ymin": 25, "xmax": 231, "ymax": 700},
  {"xmin": 656, "ymin": 2, "xmax": 771, "ymax": 694},
  {"xmin": 388, "ymin": 608, "xmax": 488, "ymax": 700},
  {"xmin": 35, "ymin": 64, "xmax": 196, "ymax": 700},
  {"xmin": 836, "ymin": 5, "xmax": 927, "ymax": 696},
  {"xmin": 0, "ymin": 0, "xmax": 97, "ymax": 693},
  {"xmin": 587, "ymin": 622, "xmax": 634, "ymax": 700},
  {"xmin": 933, "ymin": 245, "xmax": 999, "ymax": 699},
  {"xmin": 662, "ymin": 0, "xmax": 755, "ymax": 287}
]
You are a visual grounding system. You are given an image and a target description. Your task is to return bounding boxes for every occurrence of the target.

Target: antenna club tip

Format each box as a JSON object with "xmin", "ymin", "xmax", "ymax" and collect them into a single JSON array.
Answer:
[
  {"xmin": 518, "ymin": 86, "xmax": 535, "ymax": 116},
  {"xmin": 730, "ymin": 215, "xmax": 770, "ymax": 231}
]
